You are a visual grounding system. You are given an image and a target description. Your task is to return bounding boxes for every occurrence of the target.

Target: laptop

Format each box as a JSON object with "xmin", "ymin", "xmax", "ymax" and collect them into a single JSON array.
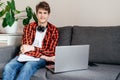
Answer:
[{"xmin": 46, "ymin": 45, "xmax": 90, "ymax": 73}]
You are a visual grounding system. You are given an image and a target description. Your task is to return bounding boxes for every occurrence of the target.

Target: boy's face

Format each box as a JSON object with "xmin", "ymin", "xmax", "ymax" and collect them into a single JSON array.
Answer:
[{"xmin": 36, "ymin": 8, "xmax": 50, "ymax": 24}]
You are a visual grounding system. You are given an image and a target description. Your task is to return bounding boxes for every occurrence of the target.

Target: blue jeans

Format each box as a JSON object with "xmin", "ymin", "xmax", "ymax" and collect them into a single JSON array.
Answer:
[{"xmin": 2, "ymin": 56, "xmax": 46, "ymax": 80}]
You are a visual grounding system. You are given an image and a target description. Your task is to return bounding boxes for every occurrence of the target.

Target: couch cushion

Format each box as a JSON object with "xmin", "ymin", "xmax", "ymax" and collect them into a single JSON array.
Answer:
[
  {"xmin": 57, "ymin": 26, "xmax": 72, "ymax": 46},
  {"xmin": 31, "ymin": 68, "xmax": 47, "ymax": 80},
  {"xmin": 0, "ymin": 63, "xmax": 6, "ymax": 78},
  {"xmin": 46, "ymin": 64, "xmax": 120, "ymax": 80},
  {"xmin": 71, "ymin": 26, "xmax": 120, "ymax": 64},
  {"xmin": 116, "ymin": 72, "xmax": 120, "ymax": 80},
  {"xmin": 0, "ymin": 46, "xmax": 20, "ymax": 64}
]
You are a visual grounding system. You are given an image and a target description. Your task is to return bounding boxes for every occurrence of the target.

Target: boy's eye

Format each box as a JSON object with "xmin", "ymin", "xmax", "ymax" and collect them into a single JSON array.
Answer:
[
  {"xmin": 44, "ymin": 12, "xmax": 47, "ymax": 14},
  {"xmin": 38, "ymin": 12, "xmax": 48, "ymax": 14},
  {"xmin": 38, "ymin": 12, "xmax": 42, "ymax": 14}
]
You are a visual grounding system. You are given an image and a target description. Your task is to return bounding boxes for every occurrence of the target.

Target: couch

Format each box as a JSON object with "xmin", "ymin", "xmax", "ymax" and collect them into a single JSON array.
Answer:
[{"xmin": 0, "ymin": 26, "xmax": 120, "ymax": 80}]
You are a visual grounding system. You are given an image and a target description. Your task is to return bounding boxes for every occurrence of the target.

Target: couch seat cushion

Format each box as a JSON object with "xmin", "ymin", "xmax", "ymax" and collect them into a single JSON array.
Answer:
[
  {"xmin": 0, "ymin": 63, "xmax": 6, "ymax": 78},
  {"xmin": 116, "ymin": 72, "xmax": 120, "ymax": 80},
  {"xmin": 46, "ymin": 64, "xmax": 120, "ymax": 80},
  {"xmin": 31, "ymin": 68, "xmax": 47, "ymax": 80}
]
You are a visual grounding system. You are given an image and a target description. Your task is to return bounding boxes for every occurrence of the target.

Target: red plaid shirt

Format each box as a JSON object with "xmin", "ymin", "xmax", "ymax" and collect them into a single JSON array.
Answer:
[{"xmin": 22, "ymin": 22, "xmax": 59, "ymax": 58}]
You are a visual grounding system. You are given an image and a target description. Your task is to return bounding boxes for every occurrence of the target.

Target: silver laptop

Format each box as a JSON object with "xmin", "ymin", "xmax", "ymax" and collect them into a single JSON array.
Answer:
[{"xmin": 46, "ymin": 45, "xmax": 89, "ymax": 73}]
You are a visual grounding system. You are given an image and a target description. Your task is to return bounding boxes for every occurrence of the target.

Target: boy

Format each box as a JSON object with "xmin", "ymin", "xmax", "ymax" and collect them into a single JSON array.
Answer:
[{"xmin": 3, "ymin": 1, "xmax": 58, "ymax": 80}]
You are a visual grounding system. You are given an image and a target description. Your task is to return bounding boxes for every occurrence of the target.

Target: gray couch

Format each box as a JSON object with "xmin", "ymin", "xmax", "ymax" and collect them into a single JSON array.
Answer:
[{"xmin": 0, "ymin": 26, "xmax": 120, "ymax": 80}]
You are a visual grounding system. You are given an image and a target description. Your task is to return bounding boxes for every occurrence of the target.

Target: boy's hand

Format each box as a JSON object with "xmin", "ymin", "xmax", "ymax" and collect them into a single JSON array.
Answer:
[
  {"xmin": 41, "ymin": 55, "xmax": 55, "ymax": 62},
  {"xmin": 20, "ymin": 45, "xmax": 35, "ymax": 53}
]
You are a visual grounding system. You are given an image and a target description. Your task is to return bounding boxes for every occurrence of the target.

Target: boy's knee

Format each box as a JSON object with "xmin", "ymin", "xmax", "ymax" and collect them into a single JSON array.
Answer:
[
  {"xmin": 21, "ymin": 64, "xmax": 33, "ymax": 72},
  {"xmin": 3, "ymin": 64, "xmax": 13, "ymax": 73}
]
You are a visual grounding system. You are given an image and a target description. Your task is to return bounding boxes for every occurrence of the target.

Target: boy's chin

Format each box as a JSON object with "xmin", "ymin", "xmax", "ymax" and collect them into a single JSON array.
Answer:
[{"xmin": 40, "ymin": 21, "xmax": 47, "ymax": 24}]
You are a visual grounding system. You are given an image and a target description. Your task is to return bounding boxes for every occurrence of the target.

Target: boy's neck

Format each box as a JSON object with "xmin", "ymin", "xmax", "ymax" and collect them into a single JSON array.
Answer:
[{"xmin": 38, "ymin": 22, "xmax": 48, "ymax": 27}]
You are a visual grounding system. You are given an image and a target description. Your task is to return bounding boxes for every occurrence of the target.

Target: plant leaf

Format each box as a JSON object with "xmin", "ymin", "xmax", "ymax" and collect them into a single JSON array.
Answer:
[
  {"xmin": 22, "ymin": 6, "xmax": 34, "ymax": 25},
  {"xmin": 6, "ymin": 10, "xmax": 15, "ymax": 26},
  {"xmin": 7, "ymin": 0, "xmax": 15, "ymax": 11},
  {"xmin": 2, "ymin": 18, "xmax": 7, "ymax": 28},
  {"xmin": 11, "ymin": 0, "xmax": 16, "ymax": 10},
  {"xmin": 15, "ymin": 10, "xmax": 21, "ymax": 14},
  {"xmin": 0, "ymin": 3, "xmax": 4, "ymax": 7},
  {"xmin": 5, "ymin": 5, "xmax": 10, "ymax": 12},
  {"xmin": 26, "ymin": 6, "xmax": 32, "ymax": 19},
  {"xmin": 32, "ymin": 12, "xmax": 38, "ymax": 23},
  {"xmin": 0, "ymin": 9, "xmax": 5, "ymax": 17},
  {"xmin": 23, "ymin": 18, "xmax": 30, "ymax": 25}
]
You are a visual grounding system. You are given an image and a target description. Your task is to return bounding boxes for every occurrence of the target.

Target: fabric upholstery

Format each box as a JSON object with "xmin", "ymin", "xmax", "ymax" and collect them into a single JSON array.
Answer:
[
  {"xmin": 0, "ymin": 46, "xmax": 19, "ymax": 63},
  {"xmin": 57, "ymin": 26, "xmax": 72, "ymax": 46},
  {"xmin": 46, "ymin": 64, "xmax": 120, "ymax": 80},
  {"xmin": 71, "ymin": 26, "xmax": 120, "ymax": 64},
  {"xmin": 31, "ymin": 68, "xmax": 47, "ymax": 80},
  {"xmin": 116, "ymin": 72, "xmax": 120, "ymax": 80},
  {"xmin": 0, "ymin": 63, "xmax": 6, "ymax": 78}
]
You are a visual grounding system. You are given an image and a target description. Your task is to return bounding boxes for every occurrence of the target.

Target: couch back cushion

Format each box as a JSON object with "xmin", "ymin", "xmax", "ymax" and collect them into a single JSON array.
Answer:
[
  {"xmin": 71, "ymin": 26, "xmax": 120, "ymax": 64},
  {"xmin": 57, "ymin": 26, "xmax": 72, "ymax": 46},
  {"xmin": 0, "ymin": 45, "xmax": 20, "ymax": 64}
]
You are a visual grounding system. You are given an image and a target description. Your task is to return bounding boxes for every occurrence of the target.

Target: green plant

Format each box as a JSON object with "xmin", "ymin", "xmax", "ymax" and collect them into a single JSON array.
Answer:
[
  {"xmin": 0, "ymin": 0, "xmax": 21, "ymax": 28},
  {"xmin": 0, "ymin": 0, "xmax": 37, "ymax": 28},
  {"xmin": 23, "ymin": 6, "xmax": 38, "ymax": 26}
]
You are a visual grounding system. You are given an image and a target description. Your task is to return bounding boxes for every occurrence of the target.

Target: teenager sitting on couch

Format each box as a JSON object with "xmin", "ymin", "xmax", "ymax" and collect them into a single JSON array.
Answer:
[{"xmin": 2, "ymin": 1, "xmax": 58, "ymax": 80}]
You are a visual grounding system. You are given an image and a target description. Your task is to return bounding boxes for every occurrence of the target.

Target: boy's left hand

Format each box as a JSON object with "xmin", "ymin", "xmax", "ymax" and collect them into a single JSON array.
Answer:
[
  {"xmin": 20, "ymin": 45, "xmax": 35, "ymax": 53},
  {"xmin": 41, "ymin": 55, "xmax": 55, "ymax": 62}
]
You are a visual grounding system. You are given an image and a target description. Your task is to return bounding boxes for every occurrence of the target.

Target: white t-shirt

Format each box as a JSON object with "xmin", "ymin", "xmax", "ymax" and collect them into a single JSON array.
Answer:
[{"xmin": 32, "ymin": 29, "xmax": 47, "ymax": 48}]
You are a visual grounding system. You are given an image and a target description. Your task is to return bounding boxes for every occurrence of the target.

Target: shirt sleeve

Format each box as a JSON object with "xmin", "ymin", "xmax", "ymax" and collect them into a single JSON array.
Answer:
[{"xmin": 22, "ymin": 25, "xmax": 29, "ymax": 44}]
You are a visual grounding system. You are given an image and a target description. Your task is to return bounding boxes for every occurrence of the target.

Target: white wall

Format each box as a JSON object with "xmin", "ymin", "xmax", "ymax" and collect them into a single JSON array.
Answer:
[{"xmin": 0, "ymin": 0, "xmax": 120, "ymax": 32}]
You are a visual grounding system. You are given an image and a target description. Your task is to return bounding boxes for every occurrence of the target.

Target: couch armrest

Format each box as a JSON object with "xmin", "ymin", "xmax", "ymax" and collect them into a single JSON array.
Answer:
[{"xmin": 0, "ymin": 45, "xmax": 20, "ymax": 63}]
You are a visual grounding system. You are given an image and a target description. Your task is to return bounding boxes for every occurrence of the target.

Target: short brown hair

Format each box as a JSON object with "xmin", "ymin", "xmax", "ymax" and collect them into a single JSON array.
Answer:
[{"xmin": 36, "ymin": 1, "xmax": 50, "ymax": 14}]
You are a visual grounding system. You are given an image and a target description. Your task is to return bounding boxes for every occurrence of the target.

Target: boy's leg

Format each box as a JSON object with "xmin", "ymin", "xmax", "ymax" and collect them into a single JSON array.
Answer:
[
  {"xmin": 16, "ymin": 59, "xmax": 46, "ymax": 80},
  {"xmin": 2, "ymin": 56, "xmax": 24, "ymax": 80}
]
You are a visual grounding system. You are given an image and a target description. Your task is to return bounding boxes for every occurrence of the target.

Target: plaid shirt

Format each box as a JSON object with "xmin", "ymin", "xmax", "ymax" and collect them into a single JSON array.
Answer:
[{"xmin": 22, "ymin": 22, "xmax": 59, "ymax": 58}]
